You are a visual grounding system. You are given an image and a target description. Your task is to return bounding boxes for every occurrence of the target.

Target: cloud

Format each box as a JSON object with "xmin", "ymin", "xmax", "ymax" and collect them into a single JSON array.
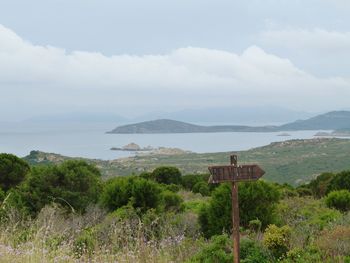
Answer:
[
  {"xmin": 0, "ymin": 24, "xmax": 349, "ymax": 119},
  {"xmin": 260, "ymin": 28, "xmax": 350, "ymax": 53}
]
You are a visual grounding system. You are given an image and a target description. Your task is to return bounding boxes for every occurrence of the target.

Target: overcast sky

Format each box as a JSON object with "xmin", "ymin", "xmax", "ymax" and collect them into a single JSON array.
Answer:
[{"xmin": 0, "ymin": 0, "xmax": 350, "ymax": 121}]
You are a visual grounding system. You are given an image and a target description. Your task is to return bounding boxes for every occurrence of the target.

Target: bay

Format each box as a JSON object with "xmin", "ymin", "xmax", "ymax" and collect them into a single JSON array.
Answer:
[{"xmin": 0, "ymin": 122, "xmax": 332, "ymax": 160}]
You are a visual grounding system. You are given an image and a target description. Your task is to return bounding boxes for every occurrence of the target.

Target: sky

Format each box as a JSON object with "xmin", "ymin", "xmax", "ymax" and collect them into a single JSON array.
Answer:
[{"xmin": 0, "ymin": 0, "xmax": 350, "ymax": 121}]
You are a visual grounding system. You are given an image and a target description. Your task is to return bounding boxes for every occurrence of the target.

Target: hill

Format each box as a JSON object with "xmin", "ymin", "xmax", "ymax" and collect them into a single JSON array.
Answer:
[
  {"xmin": 24, "ymin": 138, "xmax": 350, "ymax": 186},
  {"xmin": 107, "ymin": 111, "xmax": 350, "ymax": 134},
  {"xmin": 279, "ymin": 111, "xmax": 350, "ymax": 131},
  {"xmin": 107, "ymin": 119, "xmax": 276, "ymax": 133}
]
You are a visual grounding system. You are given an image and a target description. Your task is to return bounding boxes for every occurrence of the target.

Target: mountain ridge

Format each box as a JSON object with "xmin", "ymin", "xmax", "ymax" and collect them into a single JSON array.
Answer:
[{"xmin": 107, "ymin": 111, "xmax": 350, "ymax": 134}]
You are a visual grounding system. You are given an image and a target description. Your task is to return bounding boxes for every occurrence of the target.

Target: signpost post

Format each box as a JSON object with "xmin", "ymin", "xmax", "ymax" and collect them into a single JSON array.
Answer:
[{"xmin": 208, "ymin": 155, "xmax": 265, "ymax": 263}]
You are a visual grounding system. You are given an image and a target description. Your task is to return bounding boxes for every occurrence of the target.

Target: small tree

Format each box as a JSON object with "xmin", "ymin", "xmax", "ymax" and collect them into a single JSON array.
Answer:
[
  {"xmin": 199, "ymin": 181, "xmax": 280, "ymax": 238},
  {"xmin": 325, "ymin": 190, "xmax": 350, "ymax": 212},
  {"xmin": 0, "ymin": 153, "xmax": 30, "ymax": 191},
  {"xmin": 152, "ymin": 166, "xmax": 182, "ymax": 185},
  {"xmin": 17, "ymin": 160, "xmax": 102, "ymax": 214},
  {"xmin": 100, "ymin": 176, "xmax": 162, "ymax": 213}
]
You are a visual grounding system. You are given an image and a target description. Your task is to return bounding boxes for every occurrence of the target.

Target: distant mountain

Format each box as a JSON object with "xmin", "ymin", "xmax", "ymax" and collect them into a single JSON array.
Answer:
[
  {"xmin": 133, "ymin": 106, "xmax": 313, "ymax": 125},
  {"xmin": 107, "ymin": 111, "xmax": 350, "ymax": 134},
  {"xmin": 107, "ymin": 119, "xmax": 276, "ymax": 133},
  {"xmin": 280, "ymin": 111, "xmax": 350, "ymax": 131}
]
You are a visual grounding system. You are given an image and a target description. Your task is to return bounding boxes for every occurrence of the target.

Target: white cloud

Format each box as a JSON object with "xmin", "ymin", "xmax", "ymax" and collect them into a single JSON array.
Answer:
[
  {"xmin": 0, "ymin": 24, "xmax": 349, "ymax": 119},
  {"xmin": 260, "ymin": 28, "xmax": 350, "ymax": 52}
]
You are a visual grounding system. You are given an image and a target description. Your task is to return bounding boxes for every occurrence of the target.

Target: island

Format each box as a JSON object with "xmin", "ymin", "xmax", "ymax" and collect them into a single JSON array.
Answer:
[
  {"xmin": 107, "ymin": 111, "xmax": 350, "ymax": 134},
  {"xmin": 110, "ymin": 143, "xmax": 153, "ymax": 151}
]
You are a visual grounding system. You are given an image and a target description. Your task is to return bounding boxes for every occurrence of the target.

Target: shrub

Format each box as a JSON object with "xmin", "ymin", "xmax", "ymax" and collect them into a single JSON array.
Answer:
[
  {"xmin": 308, "ymin": 172, "xmax": 335, "ymax": 198},
  {"xmin": 164, "ymin": 183, "xmax": 180, "ymax": 192},
  {"xmin": 189, "ymin": 234, "xmax": 233, "ymax": 263},
  {"xmin": 0, "ymin": 153, "xmax": 30, "ymax": 191},
  {"xmin": 240, "ymin": 238, "xmax": 272, "ymax": 263},
  {"xmin": 263, "ymin": 224, "xmax": 291, "ymax": 259},
  {"xmin": 282, "ymin": 247, "xmax": 322, "ymax": 263},
  {"xmin": 128, "ymin": 177, "xmax": 162, "ymax": 213},
  {"xmin": 325, "ymin": 190, "xmax": 350, "ymax": 212},
  {"xmin": 192, "ymin": 181, "xmax": 210, "ymax": 196},
  {"xmin": 199, "ymin": 181, "xmax": 280, "ymax": 238},
  {"xmin": 189, "ymin": 235, "xmax": 271, "ymax": 263},
  {"xmin": 238, "ymin": 181, "xmax": 280, "ymax": 227},
  {"xmin": 161, "ymin": 190, "xmax": 183, "ymax": 212},
  {"xmin": 181, "ymin": 174, "xmax": 209, "ymax": 190},
  {"xmin": 100, "ymin": 177, "xmax": 130, "ymax": 212},
  {"xmin": 100, "ymin": 176, "xmax": 162, "ymax": 213},
  {"xmin": 296, "ymin": 187, "xmax": 312, "ymax": 197},
  {"xmin": 15, "ymin": 160, "xmax": 102, "ymax": 214},
  {"xmin": 327, "ymin": 170, "xmax": 350, "ymax": 193},
  {"xmin": 152, "ymin": 166, "xmax": 182, "ymax": 185}
]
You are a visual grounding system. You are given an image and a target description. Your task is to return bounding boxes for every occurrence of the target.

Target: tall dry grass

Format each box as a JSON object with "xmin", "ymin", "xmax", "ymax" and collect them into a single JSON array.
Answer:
[{"xmin": 0, "ymin": 204, "xmax": 202, "ymax": 263}]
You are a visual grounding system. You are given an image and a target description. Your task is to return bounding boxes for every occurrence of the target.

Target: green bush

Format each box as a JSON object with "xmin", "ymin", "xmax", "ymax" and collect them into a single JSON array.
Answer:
[
  {"xmin": 282, "ymin": 247, "xmax": 322, "ymax": 263},
  {"xmin": 189, "ymin": 235, "xmax": 271, "ymax": 263},
  {"xmin": 192, "ymin": 181, "xmax": 210, "ymax": 196},
  {"xmin": 152, "ymin": 166, "xmax": 182, "ymax": 185},
  {"xmin": 0, "ymin": 153, "xmax": 30, "ymax": 191},
  {"xmin": 263, "ymin": 224, "xmax": 291, "ymax": 259},
  {"xmin": 296, "ymin": 187, "xmax": 312, "ymax": 197},
  {"xmin": 325, "ymin": 190, "xmax": 350, "ymax": 212},
  {"xmin": 199, "ymin": 181, "xmax": 280, "ymax": 238},
  {"xmin": 15, "ymin": 160, "xmax": 102, "ymax": 214},
  {"xmin": 327, "ymin": 170, "xmax": 350, "ymax": 193},
  {"xmin": 240, "ymin": 238, "xmax": 272, "ymax": 263},
  {"xmin": 128, "ymin": 177, "xmax": 162, "ymax": 213},
  {"xmin": 100, "ymin": 176, "xmax": 162, "ymax": 213},
  {"xmin": 307, "ymin": 172, "xmax": 335, "ymax": 198},
  {"xmin": 181, "ymin": 174, "xmax": 209, "ymax": 190},
  {"xmin": 161, "ymin": 190, "xmax": 183, "ymax": 212},
  {"xmin": 164, "ymin": 183, "xmax": 181, "ymax": 192},
  {"xmin": 189, "ymin": 235, "xmax": 233, "ymax": 263},
  {"xmin": 238, "ymin": 181, "xmax": 280, "ymax": 227},
  {"xmin": 100, "ymin": 177, "xmax": 130, "ymax": 212}
]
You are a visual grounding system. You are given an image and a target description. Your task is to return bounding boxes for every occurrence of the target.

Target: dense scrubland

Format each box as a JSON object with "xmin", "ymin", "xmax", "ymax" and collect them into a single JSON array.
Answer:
[{"xmin": 0, "ymin": 153, "xmax": 350, "ymax": 262}]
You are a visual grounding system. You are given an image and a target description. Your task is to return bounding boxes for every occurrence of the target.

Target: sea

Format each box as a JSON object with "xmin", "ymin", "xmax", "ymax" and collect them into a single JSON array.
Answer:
[{"xmin": 0, "ymin": 122, "xmax": 335, "ymax": 160}]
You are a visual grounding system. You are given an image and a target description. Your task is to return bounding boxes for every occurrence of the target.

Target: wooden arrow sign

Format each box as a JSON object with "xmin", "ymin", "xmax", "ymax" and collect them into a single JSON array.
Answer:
[
  {"xmin": 208, "ymin": 155, "xmax": 265, "ymax": 263},
  {"xmin": 208, "ymin": 164, "xmax": 265, "ymax": 183}
]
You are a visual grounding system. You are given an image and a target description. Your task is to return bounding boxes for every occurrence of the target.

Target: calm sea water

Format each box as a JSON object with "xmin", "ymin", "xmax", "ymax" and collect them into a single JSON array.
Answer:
[{"xmin": 0, "ymin": 123, "xmax": 331, "ymax": 160}]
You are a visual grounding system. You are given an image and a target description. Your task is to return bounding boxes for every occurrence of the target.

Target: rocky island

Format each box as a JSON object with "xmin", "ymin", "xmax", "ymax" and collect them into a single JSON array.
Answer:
[{"xmin": 110, "ymin": 143, "xmax": 153, "ymax": 151}]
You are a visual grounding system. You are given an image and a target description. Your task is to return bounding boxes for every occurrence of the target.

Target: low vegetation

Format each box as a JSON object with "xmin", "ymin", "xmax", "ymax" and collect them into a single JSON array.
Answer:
[
  {"xmin": 24, "ymin": 138, "xmax": 350, "ymax": 186},
  {"xmin": 0, "ymin": 152, "xmax": 350, "ymax": 262}
]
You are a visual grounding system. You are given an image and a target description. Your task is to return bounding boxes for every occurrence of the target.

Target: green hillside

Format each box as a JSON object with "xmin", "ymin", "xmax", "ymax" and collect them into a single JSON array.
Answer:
[{"xmin": 24, "ymin": 138, "xmax": 350, "ymax": 186}]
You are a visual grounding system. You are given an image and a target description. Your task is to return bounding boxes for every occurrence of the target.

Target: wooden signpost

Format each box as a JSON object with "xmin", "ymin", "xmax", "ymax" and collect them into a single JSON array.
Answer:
[{"xmin": 208, "ymin": 155, "xmax": 265, "ymax": 263}]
